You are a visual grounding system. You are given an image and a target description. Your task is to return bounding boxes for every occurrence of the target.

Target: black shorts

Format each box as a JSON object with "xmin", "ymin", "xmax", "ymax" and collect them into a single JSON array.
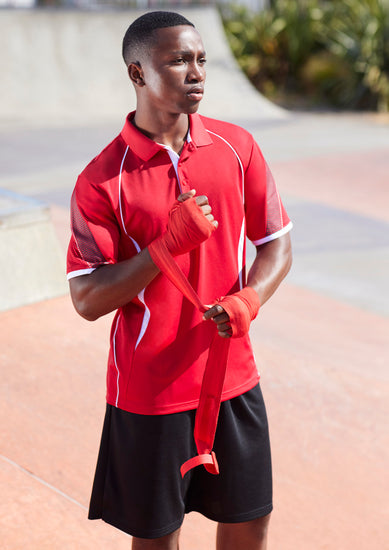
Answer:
[{"xmin": 88, "ymin": 383, "xmax": 273, "ymax": 539}]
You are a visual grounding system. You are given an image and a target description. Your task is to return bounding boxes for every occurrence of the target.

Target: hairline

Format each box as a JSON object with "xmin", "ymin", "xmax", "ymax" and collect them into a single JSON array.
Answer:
[{"xmin": 123, "ymin": 19, "xmax": 197, "ymax": 67}]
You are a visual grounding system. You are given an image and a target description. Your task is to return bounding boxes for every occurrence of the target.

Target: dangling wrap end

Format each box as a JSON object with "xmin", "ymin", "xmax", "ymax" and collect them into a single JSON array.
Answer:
[{"xmin": 180, "ymin": 451, "xmax": 219, "ymax": 478}]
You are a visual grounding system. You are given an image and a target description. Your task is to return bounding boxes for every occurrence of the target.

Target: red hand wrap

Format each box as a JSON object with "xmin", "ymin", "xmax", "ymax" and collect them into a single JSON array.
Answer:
[
  {"xmin": 160, "ymin": 197, "xmax": 215, "ymax": 256},
  {"xmin": 217, "ymin": 286, "xmax": 260, "ymax": 338}
]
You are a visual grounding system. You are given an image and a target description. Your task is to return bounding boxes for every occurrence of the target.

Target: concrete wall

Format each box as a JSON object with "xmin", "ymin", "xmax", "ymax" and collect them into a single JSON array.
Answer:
[{"xmin": 1, "ymin": 7, "xmax": 285, "ymax": 126}]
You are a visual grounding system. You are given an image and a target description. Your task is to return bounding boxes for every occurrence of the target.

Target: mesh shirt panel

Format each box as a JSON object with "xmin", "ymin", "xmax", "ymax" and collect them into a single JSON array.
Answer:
[{"xmin": 70, "ymin": 191, "xmax": 107, "ymax": 267}]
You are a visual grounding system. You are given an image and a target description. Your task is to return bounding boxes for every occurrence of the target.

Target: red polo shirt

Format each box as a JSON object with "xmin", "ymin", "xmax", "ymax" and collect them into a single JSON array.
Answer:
[{"xmin": 67, "ymin": 112, "xmax": 292, "ymax": 414}]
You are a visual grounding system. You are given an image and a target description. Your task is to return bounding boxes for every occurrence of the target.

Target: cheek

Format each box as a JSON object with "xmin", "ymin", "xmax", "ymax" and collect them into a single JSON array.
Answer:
[
  {"xmin": 145, "ymin": 73, "xmax": 163, "ymax": 94},
  {"xmin": 145, "ymin": 67, "xmax": 181, "ymax": 95}
]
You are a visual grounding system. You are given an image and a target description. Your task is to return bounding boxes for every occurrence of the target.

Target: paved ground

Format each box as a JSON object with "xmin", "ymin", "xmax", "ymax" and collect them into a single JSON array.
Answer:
[{"xmin": 1, "ymin": 7, "xmax": 389, "ymax": 550}]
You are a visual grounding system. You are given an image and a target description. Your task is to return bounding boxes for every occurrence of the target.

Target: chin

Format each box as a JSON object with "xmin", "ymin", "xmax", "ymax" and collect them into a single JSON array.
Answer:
[{"xmin": 184, "ymin": 103, "xmax": 201, "ymax": 114}]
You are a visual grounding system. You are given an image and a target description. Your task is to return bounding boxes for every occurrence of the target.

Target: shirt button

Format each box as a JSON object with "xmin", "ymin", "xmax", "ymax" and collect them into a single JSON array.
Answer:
[{"xmin": 180, "ymin": 181, "xmax": 190, "ymax": 192}]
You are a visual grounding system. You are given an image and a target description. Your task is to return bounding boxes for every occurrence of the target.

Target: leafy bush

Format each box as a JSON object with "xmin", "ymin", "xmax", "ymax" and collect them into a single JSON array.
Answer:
[
  {"xmin": 322, "ymin": 0, "xmax": 389, "ymax": 110},
  {"xmin": 221, "ymin": 0, "xmax": 389, "ymax": 111}
]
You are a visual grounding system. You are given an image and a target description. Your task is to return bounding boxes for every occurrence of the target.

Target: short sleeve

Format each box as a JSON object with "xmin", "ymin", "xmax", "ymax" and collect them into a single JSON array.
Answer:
[
  {"xmin": 244, "ymin": 139, "xmax": 292, "ymax": 245},
  {"xmin": 66, "ymin": 175, "xmax": 120, "ymax": 280}
]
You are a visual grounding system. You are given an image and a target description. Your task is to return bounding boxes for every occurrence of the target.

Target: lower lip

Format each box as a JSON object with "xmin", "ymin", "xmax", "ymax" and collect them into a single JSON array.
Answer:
[{"xmin": 187, "ymin": 92, "xmax": 203, "ymax": 101}]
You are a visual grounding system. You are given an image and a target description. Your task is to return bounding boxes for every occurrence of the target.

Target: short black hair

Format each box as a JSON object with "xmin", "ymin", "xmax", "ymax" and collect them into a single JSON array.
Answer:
[{"xmin": 122, "ymin": 11, "xmax": 195, "ymax": 66}]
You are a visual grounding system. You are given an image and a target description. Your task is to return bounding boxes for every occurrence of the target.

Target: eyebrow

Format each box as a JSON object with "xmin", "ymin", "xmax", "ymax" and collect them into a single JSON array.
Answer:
[{"xmin": 170, "ymin": 49, "xmax": 207, "ymax": 57}]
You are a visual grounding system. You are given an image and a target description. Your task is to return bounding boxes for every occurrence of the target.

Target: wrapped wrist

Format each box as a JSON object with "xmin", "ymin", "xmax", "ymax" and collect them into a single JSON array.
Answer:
[
  {"xmin": 159, "ymin": 197, "xmax": 215, "ymax": 256},
  {"xmin": 217, "ymin": 286, "xmax": 260, "ymax": 338}
]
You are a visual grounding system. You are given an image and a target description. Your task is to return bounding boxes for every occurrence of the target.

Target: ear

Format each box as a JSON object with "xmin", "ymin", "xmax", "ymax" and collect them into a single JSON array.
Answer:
[{"xmin": 128, "ymin": 62, "xmax": 145, "ymax": 87}]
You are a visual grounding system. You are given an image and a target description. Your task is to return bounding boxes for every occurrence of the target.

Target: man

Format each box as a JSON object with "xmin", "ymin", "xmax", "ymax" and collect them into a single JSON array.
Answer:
[{"xmin": 67, "ymin": 11, "xmax": 292, "ymax": 550}]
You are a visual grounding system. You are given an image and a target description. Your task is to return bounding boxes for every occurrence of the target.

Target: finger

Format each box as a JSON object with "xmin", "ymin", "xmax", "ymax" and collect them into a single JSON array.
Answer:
[
  {"xmin": 204, "ymin": 212, "xmax": 218, "ymax": 229},
  {"xmin": 201, "ymin": 206, "xmax": 218, "ymax": 228},
  {"xmin": 212, "ymin": 312, "xmax": 230, "ymax": 325},
  {"xmin": 218, "ymin": 329, "xmax": 232, "ymax": 339},
  {"xmin": 202, "ymin": 304, "xmax": 227, "ymax": 321},
  {"xmin": 200, "ymin": 204, "xmax": 212, "ymax": 216},
  {"xmin": 178, "ymin": 189, "xmax": 196, "ymax": 202},
  {"xmin": 215, "ymin": 321, "xmax": 231, "ymax": 332},
  {"xmin": 195, "ymin": 194, "xmax": 209, "ymax": 207}
]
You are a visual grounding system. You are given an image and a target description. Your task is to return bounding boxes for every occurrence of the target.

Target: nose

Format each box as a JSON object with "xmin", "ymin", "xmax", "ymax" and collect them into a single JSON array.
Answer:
[{"xmin": 187, "ymin": 61, "xmax": 205, "ymax": 83}]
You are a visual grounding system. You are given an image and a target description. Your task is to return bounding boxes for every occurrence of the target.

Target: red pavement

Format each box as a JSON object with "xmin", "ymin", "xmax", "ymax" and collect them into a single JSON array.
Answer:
[
  {"xmin": 272, "ymin": 148, "xmax": 389, "ymax": 223},
  {"xmin": 1, "ymin": 148, "xmax": 389, "ymax": 549}
]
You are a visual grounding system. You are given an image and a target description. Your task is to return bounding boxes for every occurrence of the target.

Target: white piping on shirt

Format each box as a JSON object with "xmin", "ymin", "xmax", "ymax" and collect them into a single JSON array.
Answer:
[
  {"xmin": 206, "ymin": 130, "xmax": 245, "ymax": 200},
  {"xmin": 252, "ymin": 220, "xmax": 293, "ymax": 246},
  {"xmin": 112, "ymin": 313, "xmax": 121, "ymax": 407},
  {"xmin": 135, "ymin": 288, "xmax": 151, "ymax": 350},
  {"xmin": 115, "ymin": 146, "xmax": 152, "ymax": 405},
  {"xmin": 118, "ymin": 146, "xmax": 145, "ymax": 254},
  {"xmin": 206, "ymin": 129, "xmax": 246, "ymax": 286},
  {"xmin": 67, "ymin": 267, "xmax": 96, "ymax": 280},
  {"xmin": 238, "ymin": 219, "xmax": 245, "ymax": 290}
]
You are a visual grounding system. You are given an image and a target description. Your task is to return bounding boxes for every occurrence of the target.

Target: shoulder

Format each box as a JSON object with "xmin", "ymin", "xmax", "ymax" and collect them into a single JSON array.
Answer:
[
  {"xmin": 79, "ymin": 133, "xmax": 127, "ymax": 185},
  {"xmin": 198, "ymin": 115, "xmax": 253, "ymax": 145},
  {"xmin": 198, "ymin": 115, "xmax": 256, "ymax": 164}
]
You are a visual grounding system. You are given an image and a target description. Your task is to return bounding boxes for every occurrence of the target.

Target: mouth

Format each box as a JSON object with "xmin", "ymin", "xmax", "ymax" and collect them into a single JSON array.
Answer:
[{"xmin": 186, "ymin": 87, "xmax": 204, "ymax": 101}]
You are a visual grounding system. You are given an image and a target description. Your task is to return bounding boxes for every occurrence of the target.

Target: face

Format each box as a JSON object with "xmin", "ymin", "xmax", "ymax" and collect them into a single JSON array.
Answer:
[{"xmin": 133, "ymin": 25, "xmax": 207, "ymax": 116}]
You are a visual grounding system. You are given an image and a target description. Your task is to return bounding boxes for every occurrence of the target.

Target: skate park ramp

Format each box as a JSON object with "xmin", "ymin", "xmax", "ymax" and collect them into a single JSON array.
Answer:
[{"xmin": 1, "ymin": 7, "xmax": 286, "ymax": 126}]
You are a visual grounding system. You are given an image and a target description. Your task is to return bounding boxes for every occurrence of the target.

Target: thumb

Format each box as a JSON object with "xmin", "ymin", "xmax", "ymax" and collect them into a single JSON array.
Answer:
[{"xmin": 177, "ymin": 189, "xmax": 196, "ymax": 202}]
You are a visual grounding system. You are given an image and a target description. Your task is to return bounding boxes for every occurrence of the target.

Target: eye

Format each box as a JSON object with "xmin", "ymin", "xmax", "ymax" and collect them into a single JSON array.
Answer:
[
  {"xmin": 199, "ymin": 58, "xmax": 207, "ymax": 65},
  {"xmin": 172, "ymin": 57, "xmax": 185, "ymax": 64}
]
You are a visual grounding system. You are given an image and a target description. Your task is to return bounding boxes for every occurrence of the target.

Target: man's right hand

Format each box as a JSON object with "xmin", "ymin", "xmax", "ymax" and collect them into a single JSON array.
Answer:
[
  {"xmin": 178, "ymin": 189, "xmax": 218, "ymax": 230},
  {"xmin": 160, "ymin": 189, "xmax": 218, "ymax": 256}
]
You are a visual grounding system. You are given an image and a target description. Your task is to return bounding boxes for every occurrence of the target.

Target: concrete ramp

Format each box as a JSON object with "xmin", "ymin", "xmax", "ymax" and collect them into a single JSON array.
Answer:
[
  {"xmin": 1, "ymin": 7, "xmax": 286, "ymax": 126},
  {"xmin": 0, "ymin": 189, "xmax": 67, "ymax": 311}
]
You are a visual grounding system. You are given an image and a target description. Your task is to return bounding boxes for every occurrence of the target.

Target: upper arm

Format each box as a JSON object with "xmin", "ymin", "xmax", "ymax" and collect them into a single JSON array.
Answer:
[{"xmin": 255, "ymin": 231, "xmax": 292, "ymax": 258}]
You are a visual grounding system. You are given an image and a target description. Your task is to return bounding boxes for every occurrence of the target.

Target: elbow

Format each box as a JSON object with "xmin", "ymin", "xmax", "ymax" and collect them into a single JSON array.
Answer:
[
  {"xmin": 69, "ymin": 275, "xmax": 103, "ymax": 322},
  {"xmin": 79, "ymin": 308, "xmax": 100, "ymax": 323},
  {"xmin": 74, "ymin": 301, "xmax": 100, "ymax": 322},
  {"xmin": 70, "ymin": 292, "xmax": 101, "ymax": 322}
]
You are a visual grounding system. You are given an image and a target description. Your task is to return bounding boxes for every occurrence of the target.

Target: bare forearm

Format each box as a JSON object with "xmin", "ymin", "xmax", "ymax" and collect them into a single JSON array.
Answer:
[
  {"xmin": 69, "ymin": 247, "xmax": 159, "ymax": 321},
  {"xmin": 247, "ymin": 233, "xmax": 292, "ymax": 307}
]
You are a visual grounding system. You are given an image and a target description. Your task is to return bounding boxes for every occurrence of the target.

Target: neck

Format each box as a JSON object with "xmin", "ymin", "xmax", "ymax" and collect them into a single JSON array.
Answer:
[{"xmin": 133, "ymin": 109, "xmax": 189, "ymax": 154}]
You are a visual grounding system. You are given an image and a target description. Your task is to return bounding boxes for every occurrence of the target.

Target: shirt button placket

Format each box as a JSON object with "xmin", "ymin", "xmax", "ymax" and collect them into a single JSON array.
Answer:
[{"xmin": 177, "ymin": 163, "xmax": 190, "ymax": 193}]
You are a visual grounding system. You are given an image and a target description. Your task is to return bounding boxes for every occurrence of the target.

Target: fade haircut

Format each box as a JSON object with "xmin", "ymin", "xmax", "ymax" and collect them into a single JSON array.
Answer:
[{"xmin": 122, "ymin": 11, "xmax": 195, "ymax": 66}]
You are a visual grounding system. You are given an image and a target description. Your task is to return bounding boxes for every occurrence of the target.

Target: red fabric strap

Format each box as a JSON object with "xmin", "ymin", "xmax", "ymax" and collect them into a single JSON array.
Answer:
[
  {"xmin": 148, "ymin": 202, "xmax": 259, "ymax": 477},
  {"xmin": 180, "ymin": 451, "xmax": 219, "ymax": 478}
]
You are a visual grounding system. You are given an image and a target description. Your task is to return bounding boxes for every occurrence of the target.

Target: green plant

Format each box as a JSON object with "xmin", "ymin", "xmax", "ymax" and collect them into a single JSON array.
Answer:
[
  {"xmin": 222, "ymin": 1, "xmax": 324, "ymax": 102},
  {"xmin": 221, "ymin": 0, "xmax": 389, "ymax": 111},
  {"xmin": 321, "ymin": 0, "xmax": 389, "ymax": 110}
]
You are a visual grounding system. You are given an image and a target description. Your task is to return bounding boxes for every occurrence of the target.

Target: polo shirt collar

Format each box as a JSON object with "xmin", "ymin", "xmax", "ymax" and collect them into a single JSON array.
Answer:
[
  {"xmin": 188, "ymin": 113, "xmax": 214, "ymax": 147},
  {"xmin": 121, "ymin": 111, "xmax": 213, "ymax": 161},
  {"xmin": 121, "ymin": 111, "xmax": 162, "ymax": 162}
]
